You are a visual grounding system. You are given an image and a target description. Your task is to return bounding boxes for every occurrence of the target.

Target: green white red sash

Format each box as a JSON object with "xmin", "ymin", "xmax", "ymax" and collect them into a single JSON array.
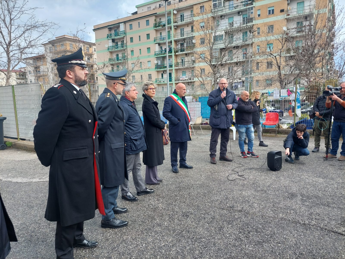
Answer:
[{"xmin": 170, "ymin": 93, "xmax": 192, "ymax": 138}]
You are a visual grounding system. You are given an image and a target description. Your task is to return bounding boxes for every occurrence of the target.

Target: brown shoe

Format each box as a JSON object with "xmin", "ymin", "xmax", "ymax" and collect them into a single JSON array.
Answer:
[
  {"xmin": 325, "ymin": 154, "xmax": 337, "ymax": 158},
  {"xmin": 219, "ymin": 156, "xmax": 233, "ymax": 162},
  {"xmin": 210, "ymin": 157, "xmax": 217, "ymax": 164},
  {"xmin": 338, "ymin": 155, "xmax": 345, "ymax": 161}
]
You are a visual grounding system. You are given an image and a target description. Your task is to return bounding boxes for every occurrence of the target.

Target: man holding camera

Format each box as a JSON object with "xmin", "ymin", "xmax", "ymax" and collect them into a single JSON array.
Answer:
[
  {"xmin": 312, "ymin": 89, "xmax": 332, "ymax": 152},
  {"xmin": 326, "ymin": 82, "xmax": 345, "ymax": 161}
]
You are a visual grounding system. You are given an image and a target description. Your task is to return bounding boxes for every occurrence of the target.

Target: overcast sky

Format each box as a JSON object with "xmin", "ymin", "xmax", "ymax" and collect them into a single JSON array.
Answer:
[{"xmin": 27, "ymin": 0, "xmax": 150, "ymax": 43}]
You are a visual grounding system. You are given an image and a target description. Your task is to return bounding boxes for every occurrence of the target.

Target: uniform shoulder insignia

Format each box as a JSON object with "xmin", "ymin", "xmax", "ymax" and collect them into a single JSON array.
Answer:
[
  {"xmin": 106, "ymin": 93, "xmax": 111, "ymax": 97},
  {"xmin": 52, "ymin": 84, "xmax": 63, "ymax": 89}
]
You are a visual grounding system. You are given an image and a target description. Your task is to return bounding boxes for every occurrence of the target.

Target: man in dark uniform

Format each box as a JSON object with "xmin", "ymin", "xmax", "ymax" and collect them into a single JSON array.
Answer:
[
  {"xmin": 96, "ymin": 70, "xmax": 129, "ymax": 228},
  {"xmin": 33, "ymin": 48, "xmax": 105, "ymax": 259}
]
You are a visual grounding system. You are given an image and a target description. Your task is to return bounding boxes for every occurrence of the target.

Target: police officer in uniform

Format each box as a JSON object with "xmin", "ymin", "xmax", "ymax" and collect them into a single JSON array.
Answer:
[
  {"xmin": 96, "ymin": 70, "xmax": 129, "ymax": 229},
  {"xmin": 33, "ymin": 48, "xmax": 105, "ymax": 259}
]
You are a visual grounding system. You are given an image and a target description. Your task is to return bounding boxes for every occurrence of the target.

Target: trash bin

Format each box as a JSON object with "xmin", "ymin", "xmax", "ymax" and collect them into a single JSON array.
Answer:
[{"xmin": 0, "ymin": 117, "xmax": 7, "ymax": 150}]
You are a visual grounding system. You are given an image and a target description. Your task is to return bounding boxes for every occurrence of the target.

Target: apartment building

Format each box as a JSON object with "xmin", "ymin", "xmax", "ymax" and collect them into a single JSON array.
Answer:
[
  {"xmin": 94, "ymin": 0, "xmax": 335, "ymax": 95},
  {"xmin": 0, "ymin": 69, "xmax": 27, "ymax": 86},
  {"xmin": 25, "ymin": 35, "xmax": 99, "ymax": 103}
]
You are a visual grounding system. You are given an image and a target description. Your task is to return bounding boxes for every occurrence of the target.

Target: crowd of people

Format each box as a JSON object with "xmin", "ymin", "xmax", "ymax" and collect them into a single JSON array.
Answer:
[{"xmin": 2, "ymin": 48, "xmax": 344, "ymax": 259}]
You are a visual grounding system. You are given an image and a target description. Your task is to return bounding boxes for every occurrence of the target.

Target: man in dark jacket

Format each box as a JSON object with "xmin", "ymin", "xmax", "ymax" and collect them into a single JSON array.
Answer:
[
  {"xmin": 312, "ymin": 89, "xmax": 332, "ymax": 152},
  {"xmin": 325, "ymin": 82, "xmax": 345, "ymax": 161},
  {"xmin": 163, "ymin": 83, "xmax": 193, "ymax": 173},
  {"xmin": 207, "ymin": 78, "xmax": 238, "ymax": 164},
  {"xmin": 120, "ymin": 83, "xmax": 154, "ymax": 201},
  {"xmin": 96, "ymin": 71, "xmax": 129, "ymax": 229},
  {"xmin": 33, "ymin": 48, "xmax": 104, "ymax": 258},
  {"xmin": 235, "ymin": 91, "xmax": 259, "ymax": 158},
  {"xmin": 284, "ymin": 124, "xmax": 310, "ymax": 163}
]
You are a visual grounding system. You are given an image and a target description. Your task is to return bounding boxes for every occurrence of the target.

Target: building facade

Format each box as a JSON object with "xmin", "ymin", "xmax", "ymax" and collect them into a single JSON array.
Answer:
[{"xmin": 0, "ymin": 69, "xmax": 27, "ymax": 86}]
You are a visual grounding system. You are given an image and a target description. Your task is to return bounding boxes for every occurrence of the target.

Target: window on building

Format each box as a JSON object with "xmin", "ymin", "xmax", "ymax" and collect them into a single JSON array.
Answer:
[
  {"xmin": 69, "ymin": 43, "xmax": 73, "ymax": 49},
  {"xmin": 242, "ymin": 65, "xmax": 246, "ymax": 76},
  {"xmin": 146, "ymin": 33, "xmax": 150, "ymax": 40},
  {"xmin": 129, "ymin": 24, "xmax": 133, "ymax": 30},
  {"xmin": 86, "ymin": 47, "xmax": 89, "ymax": 52},
  {"xmin": 228, "ymin": 50, "xmax": 233, "ymax": 60},
  {"xmin": 131, "ymin": 63, "xmax": 135, "ymax": 68},
  {"xmin": 296, "ymin": 21, "xmax": 304, "ymax": 32},
  {"xmin": 138, "ymin": 22, "xmax": 140, "ymax": 28},
  {"xmin": 228, "ymin": 17, "xmax": 234, "ymax": 27},
  {"xmin": 257, "ymin": 27, "xmax": 260, "ymax": 35},
  {"xmin": 180, "ymin": 13, "xmax": 184, "ymax": 22},
  {"xmin": 267, "ymin": 43, "xmax": 273, "ymax": 51},
  {"xmin": 201, "ymin": 68, "xmax": 205, "ymax": 75},
  {"xmin": 214, "ymin": 34, "xmax": 223, "ymax": 41},
  {"xmin": 266, "ymin": 79, "xmax": 272, "ymax": 86},
  {"xmin": 256, "ymin": 62, "xmax": 260, "ymax": 70},
  {"xmin": 256, "ymin": 80, "xmax": 259, "ymax": 87},
  {"xmin": 257, "ymin": 9, "xmax": 261, "ymax": 17},
  {"xmin": 295, "ymin": 40, "xmax": 303, "ymax": 51},
  {"xmin": 216, "ymin": 20, "xmax": 220, "ymax": 27},
  {"xmin": 61, "ymin": 43, "xmax": 64, "ymax": 48},
  {"xmin": 54, "ymin": 46, "xmax": 57, "ymax": 51},
  {"xmin": 140, "ymin": 62, "xmax": 142, "ymax": 69},
  {"xmin": 229, "ymin": 34, "xmax": 234, "ymax": 44},
  {"xmin": 200, "ymin": 38, "xmax": 205, "ymax": 45},
  {"xmin": 148, "ymin": 74, "xmax": 152, "ymax": 80},
  {"xmin": 257, "ymin": 45, "xmax": 260, "ymax": 53},
  {"xmin": 242, "ymin": 31, "xmax": 248, "ymax": 42},
  {"xmin": 130, "ymin": 37, "xmax": 133, "ymax": 43},
  {"xmin": 147, "ymin": 6, "xmax": 151, "ymax": 11},
  {"xmin": 180, "ymin": 28, "xmax": 184, "ymax": 37},
  {"xmin": 148, "ymin": 61, "xmax": 151, "ymax": 67},
  {"xmin": 146, "ymin": 20, "xmax": 149, "ymax": 26},
  {"xmin": 139, "ymin": 35, "xmax": 141, "ymax": 41},
  {"xmin": 200, "ymin": 53, "xmax": 205, "ymax": 60},
  {"xmin": 242, "ymin": 48, "xmax": 247, "ymax": 59},
  {"xmin": 147, "ymin": 47, "xmax": 151, "ymax": 54},
  {"xmin": 191, "ymin": 25, "xmax": 194, "ymax": 32},
  {"xmin": 228, "ymin": 66, "xmax": 233, "ymax": 76},
  {"xmin": 200, "ymin": 5, "xmax": 205, "ymax": 13},
  {"xmin": 139, "ymin": 49, "xmax": 141, "ymax": 55},
  {"xmin": 140, "ymin": 75, "xmax": 143, "ymax": 81},
  {"xmin": 200, "ymin": 22, "xmax": 205, "ymax": 29},
  {"xmin": 268, "ymin": 25, "xmax": 274, "ymax": 33},
  {"xmin": 131, "ymin": 50, "xmax": 134, "ymax": 56},
  {"xmin": 132, "ymin": 75, "xmax": 135, "ymax": 81},
  {"xmin": 268, "ymin": 6, "xmax": 274, "ymax": 15},
  {"xmin": 267, "ymin": 61, "xmax": 273, "ymax": 69}
]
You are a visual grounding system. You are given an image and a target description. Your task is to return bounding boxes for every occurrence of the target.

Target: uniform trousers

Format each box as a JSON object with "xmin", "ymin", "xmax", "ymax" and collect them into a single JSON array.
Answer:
[
  {"xmin": 209, "ymin": 127, "xmax": 230, "ymax": 158},
  {"xmin": 121, "ymin": 153, "xmax": 146, "ymax": 196},
  {"xmin": 101, "ymin": 186, "xmax": 119, "ymax": 221},
  {"xmin": 55, "ymin": 221, "xmax": 84, "ymax": 259},
  {"xmin": 170, "ymin": 141, "xmax": 188, "ymax": 167}
]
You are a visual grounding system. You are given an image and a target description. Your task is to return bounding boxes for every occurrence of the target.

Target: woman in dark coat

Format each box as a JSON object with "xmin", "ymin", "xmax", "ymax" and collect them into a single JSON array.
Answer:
[{"xmin": 142, "ymin": 82, "xmax": 166, "ymax": 185}]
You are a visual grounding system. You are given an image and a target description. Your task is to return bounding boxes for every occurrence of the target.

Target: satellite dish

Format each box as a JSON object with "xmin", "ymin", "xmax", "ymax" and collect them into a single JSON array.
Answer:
[
  {"xmin": 173, "ymin": 10, "xmax": 177, "ymax": 14},
  {"xmin": 283, "ymin": 27, "xmax": 287, "ymax": 31}
]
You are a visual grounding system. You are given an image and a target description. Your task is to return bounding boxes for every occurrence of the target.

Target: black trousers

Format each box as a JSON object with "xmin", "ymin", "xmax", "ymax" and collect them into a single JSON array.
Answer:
[
  {"xmin": 170, "ymin": 141, "xmax": 188, "ymax": 167},
  {"xmin": 210, "ymin": 128, "xmax": 230, "ymax": 158},
  {"xmin": 55, "ymin": 221, "xmax": 85, "ymax": 259}
]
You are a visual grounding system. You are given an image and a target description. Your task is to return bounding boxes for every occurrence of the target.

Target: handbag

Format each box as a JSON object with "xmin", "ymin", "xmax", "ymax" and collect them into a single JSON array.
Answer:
[{"xmin": 162, "ymin": 127, "xmax": 170, "ymax": 145}]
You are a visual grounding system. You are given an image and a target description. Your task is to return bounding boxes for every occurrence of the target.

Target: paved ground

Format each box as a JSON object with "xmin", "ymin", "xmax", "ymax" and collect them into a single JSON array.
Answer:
[{"xmin": 1, "ymin": 133, "xmax": 344, "ymax": 259}]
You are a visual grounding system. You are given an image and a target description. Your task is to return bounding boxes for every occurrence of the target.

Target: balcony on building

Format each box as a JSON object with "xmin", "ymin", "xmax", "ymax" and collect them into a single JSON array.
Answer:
[
  {"xmin": 225, "ymin": 18, "xmax": 254, "ymax": 33},
  {"xmin": 154, "ymin": 48, "xmax": 173, "ymax": 57},
  {"xmin": 154, "ymin": 35, "xmax": 172, "ymax": 43},
  {"xmin": 107, "ymin": 30, "xmax": 126, "ymax": 39},
  {"xmin": 174, "ymin": 60, "xmax": 195, "ymax": 69},
  {"xmin": 174, "ymin": 13, "xmax": 194, "ymax": 26},
  {"xmin": 109, "ymin": 56, "xmax": 126, "ymax": 64},
  {"xmin": 108, "ymin": 44, "xmax": 127, "ymax": 52},
  {"xmin": 155, "ymin": 63, "xmax": 173, "ymax": 70},
  {"xmin": 175, "ymin": 44, "xmax": 195, "ymax": 55},
  {"xmin": 175, "ymin": 75, "xmax": 195, "ymax": 83},
  {"xmin": 212, "ymin": 0, "xmax": 254, "ymax": 16},
  {"xmin": 286, "ymin": 5, "xmax": 313, "ymax": 19},
  {"xmin": 155, "ymin": 78, "xmax": 172, "ymax": 84},
  {"xmin": 34, "ymin": 71, "xmax": 48, "ymax": 77},
  {"xmin": 174, "ymin": 30, "xmax": 194, "ymax": 40},
  {"xmin": 154, "ymin": 18, "xmax": 172, "ymax": 29}
]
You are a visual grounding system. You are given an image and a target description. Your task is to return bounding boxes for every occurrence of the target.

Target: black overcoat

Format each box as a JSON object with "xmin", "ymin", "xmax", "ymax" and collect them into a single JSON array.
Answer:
[
  {"xmin": 142, "ymin": 94, "xmax": 166, "ymax": 167},
  {"xmin": 34, "ymin": 79, "xmax": 103, "ymax": 227},
  {"xmin": 96, "ymin": 88, "xmax": 127, "ymax": 187},
  {"xmin": 0, "ymin": 192, "xmax": 17, "ymax": 259}
]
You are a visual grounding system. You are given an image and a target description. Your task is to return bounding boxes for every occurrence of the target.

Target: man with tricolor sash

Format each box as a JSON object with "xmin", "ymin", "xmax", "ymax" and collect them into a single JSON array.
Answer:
[{"xmin": 163, "ymin": 83, "xmax": 193, "ymax": 173}]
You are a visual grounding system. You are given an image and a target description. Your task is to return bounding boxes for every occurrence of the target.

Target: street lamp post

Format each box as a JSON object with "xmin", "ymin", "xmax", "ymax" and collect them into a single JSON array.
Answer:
[{"xmin": 164, "ymin": 0, "xmax": 170, "ymax": 96}]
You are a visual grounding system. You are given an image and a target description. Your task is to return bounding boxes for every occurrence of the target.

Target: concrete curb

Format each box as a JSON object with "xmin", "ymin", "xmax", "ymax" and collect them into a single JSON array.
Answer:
[{"xmin": 4, "ymin": 138, "xmax": 35, "ymax": 152}]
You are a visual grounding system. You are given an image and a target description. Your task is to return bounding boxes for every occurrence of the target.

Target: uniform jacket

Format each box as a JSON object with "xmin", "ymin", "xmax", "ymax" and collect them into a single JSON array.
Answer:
[
  {"xmin": 235, "ymin": 98, "xmax": 258, "ymax": 125},
  {"xmin": 120, "ymin": 96, "xmax": 147, "ymax": 155},
  {"xmin": 0, "ymin": 192, "xmax": 17, "ymax": 259},
  {"xmin": 33, "ymin": 79, "xmax": 104, "ymax": 227},
  {"xmin": 313, "ymin": 94, "xmax": 332, "ymax": 120},
  {"xmin": 207, "ymin": 88, "xmax": 238, "ymax": 129},
  {"xmin": 163, "ymin": 90, "xmax": 191, "ymax": 142},
  {"xmin": 142, "ymin": 94, "xmax": 166, "ymax": 167},
  {"xmin": 284, "ymin": 128, "xmax": 309, "ymax": 149},
  {"xmin": 96, "ymin": 88, "xmax": 128, "ymax": 187}
]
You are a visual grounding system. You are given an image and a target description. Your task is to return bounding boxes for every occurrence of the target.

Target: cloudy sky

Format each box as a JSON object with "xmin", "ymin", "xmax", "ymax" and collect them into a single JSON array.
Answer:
[{"xmin": 27, "ymin": 0, "xmax": 151, "ymax": 43}]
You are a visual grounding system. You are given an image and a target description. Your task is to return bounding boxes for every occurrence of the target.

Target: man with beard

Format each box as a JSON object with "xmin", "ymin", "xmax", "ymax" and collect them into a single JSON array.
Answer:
[
  {"xmin": 235, "ymin": 91, "xmax": 259, "ymax": 158},
  {"xmin": 34, "ymin": 48, "xmax": 105, "ymax": 259}
]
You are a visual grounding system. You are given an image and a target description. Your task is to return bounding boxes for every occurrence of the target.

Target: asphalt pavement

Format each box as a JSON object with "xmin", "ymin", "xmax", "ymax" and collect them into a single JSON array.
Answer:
[{"xmin": 1, "ymin": 133, "xmax": 344, "ymax": 258}]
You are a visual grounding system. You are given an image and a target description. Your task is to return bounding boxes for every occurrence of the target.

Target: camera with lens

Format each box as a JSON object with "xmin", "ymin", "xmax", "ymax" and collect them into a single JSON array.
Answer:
[{"xmin": 323, "ymin": 85, "xmax": 342, "ymax": 97}]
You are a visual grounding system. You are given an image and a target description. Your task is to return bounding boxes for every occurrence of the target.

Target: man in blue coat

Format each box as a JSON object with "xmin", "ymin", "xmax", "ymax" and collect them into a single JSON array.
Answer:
[
  {"xmin": 119, "ymin": 83, "xmax": 154, "ymax": 201},
  {"xmin": 163, "ymin": 83, "xmax": 193, "ymax": 173},
  {"xmin": 207, "ymin": 78, "xmax": 238, "ymax": 164},
  {"xmin": 96, "ymin": 70, "xmax": 129, "ymax": 229}
]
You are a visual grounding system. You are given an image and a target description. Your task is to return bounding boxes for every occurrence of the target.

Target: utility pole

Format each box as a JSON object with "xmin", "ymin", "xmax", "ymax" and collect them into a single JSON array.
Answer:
[{"xmin": 164, "ymin": 0, "xmax": 170, "ymax": 96}]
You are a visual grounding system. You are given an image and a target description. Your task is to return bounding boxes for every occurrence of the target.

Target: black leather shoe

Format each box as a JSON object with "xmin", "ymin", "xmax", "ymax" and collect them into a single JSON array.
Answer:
[
  {"xmin": 101, "ymin": 218, "xmax": 128, "ymax": 229},
  {"xmin": 121, "ymin": 192, "xmax": 138, "ymax": 202},
  {"xmin": 172, "ymin": 166, "xmax": 179, "ymax": 173},
  {"xmin": 137, "ymin": 188, "xmax": 154, "ymax": 196},
  {"xmin": 157, "ymin": 178, "xmax": 163, "ymax": 183},
  {"xmin": 113, "ymin": 207, "xmax": 127, "ymax": 214},
  {"xmin": 312, "ymin": 147, "xmax": 319, "ymax": 152},
  {"xmin": 74, "ymin": 239, "xmax": 98, "ymax": 248},
  {"xmin": 219, "ymin": 156, "xmax": 233, "ymax": 162},
  {"xmin": 179, "ymin": 164, "xmax": 193, "ymax": 169},
  {"xmin": 259, "ymin": 141, "xmax": 268, "ymax": 147}
]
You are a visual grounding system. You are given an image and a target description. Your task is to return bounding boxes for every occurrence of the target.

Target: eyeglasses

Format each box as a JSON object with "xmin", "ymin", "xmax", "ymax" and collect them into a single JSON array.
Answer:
[
  {"xmin": 147, "ymin": 87, "xmax": 156, "ymax": 91},
  {"xmin": 115, "ymin": 82, "xmax": 125, "ymax": 86}
]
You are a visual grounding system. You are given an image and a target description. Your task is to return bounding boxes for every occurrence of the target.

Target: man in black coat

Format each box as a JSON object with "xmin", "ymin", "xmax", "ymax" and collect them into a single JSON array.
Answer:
[
  {"xmin": 33, "ymin": 48, "xmax": 105, "ymax": 259},
  {"xmin": 96, "ymin": 70, "xmax": 129, "ymax": 229},
  {"xmin": 163, "ymin": 83, "xmax": 193, "ymax": 173},
  {"xmin": 207, "ymin": 78, "xmax": 238, "ymax": 164}
]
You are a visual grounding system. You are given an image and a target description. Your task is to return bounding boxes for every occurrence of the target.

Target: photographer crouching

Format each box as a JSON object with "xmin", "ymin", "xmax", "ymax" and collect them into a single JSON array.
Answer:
[{"xmin": 325, "ymin": 82, "xmax": 345, "ymax": 161}]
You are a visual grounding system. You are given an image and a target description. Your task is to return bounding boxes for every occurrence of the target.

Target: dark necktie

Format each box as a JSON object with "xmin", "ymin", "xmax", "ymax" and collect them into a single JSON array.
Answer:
[{"xmin": 79, "ymin": 89, "xmax": 88, "ymax": 100}]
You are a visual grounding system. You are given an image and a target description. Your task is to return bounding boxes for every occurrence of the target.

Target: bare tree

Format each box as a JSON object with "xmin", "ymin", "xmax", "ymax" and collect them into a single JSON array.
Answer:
[{"xmin": 0, "ymin": 0, "xmax": 56, "ymax": 86}]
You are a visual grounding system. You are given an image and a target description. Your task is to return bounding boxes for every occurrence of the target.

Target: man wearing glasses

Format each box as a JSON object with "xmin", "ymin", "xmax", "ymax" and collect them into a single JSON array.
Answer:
[
  {"xmin": 207, "ymin": 78, "xmax": 238, "ymax": 164},
  {"xmin": 96, "ymin": 70, "xmax": 129, "ymax": 229}
]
